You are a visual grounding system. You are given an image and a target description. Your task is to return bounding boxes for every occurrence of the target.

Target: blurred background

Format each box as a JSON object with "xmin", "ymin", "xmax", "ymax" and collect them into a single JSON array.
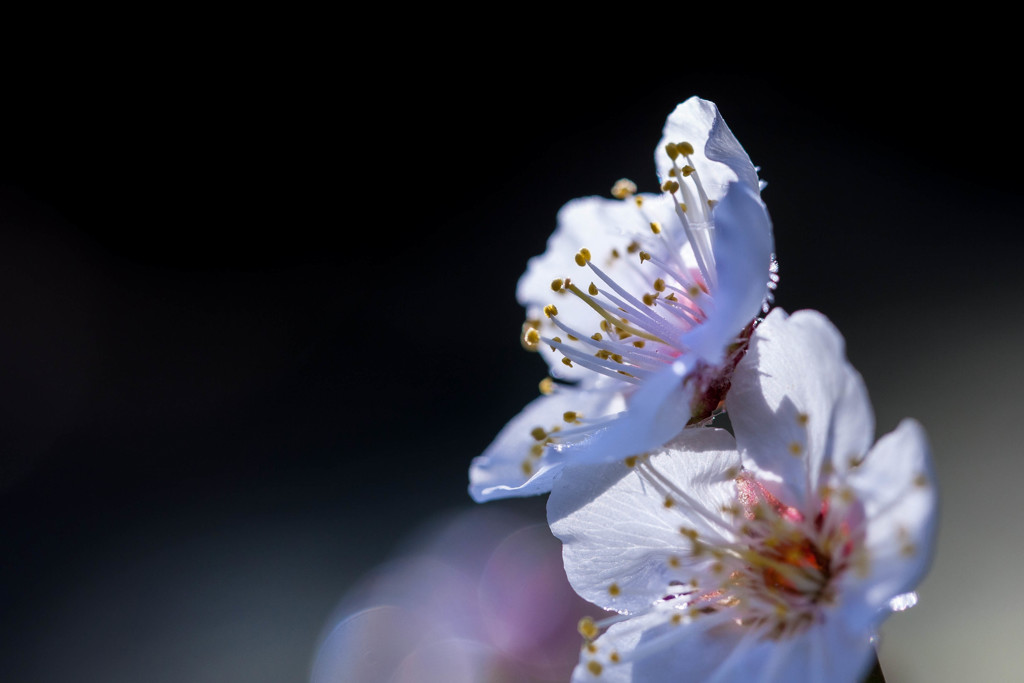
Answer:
[{"xmin": 1, "ymin": 28, "xmax": 1021, "ymax": 682}]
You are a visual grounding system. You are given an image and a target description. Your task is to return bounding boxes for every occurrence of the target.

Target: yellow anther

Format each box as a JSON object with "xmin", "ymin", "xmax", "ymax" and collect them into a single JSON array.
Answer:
[
  {"xmin": 680, "ymin": 527, "xmax": 699, "ymax": 541},
  {"xmin": 563, "ymin": 411, "xmax": 580, "ymax": 423},
  {"xmin": 608, "ymin": 583, "xmax": 621, "ymax": 596},
  {"xmin": 707, "ymin": 199, "xmax": 718, "ymax": 209},
  {"xmin": 610, "ymin": 178, "xmax": 637, "ymax": 199},
  {"xmin": 665, "ymin": 142, "xmax": 679, "ymax": 160},
  {"xmin": 595, "ymin": 349, "xmax": 611, "ymax": 360},
  {"xmin": 681, "ymin": 165, "xmax": 695, "ymax": 177},
  {"xmin": 649, "ymin": 221, "xmax": 662, "ymax": 235},
  {"xmin": 678, "ymin": 202, "xmax": 688, "ymax": 213},
  {"xmin": 578, "ymin": 616, "xmax": 599, "ymax": 640},
  {"xmin": 521, "ymin": 460, "xmax": 533, "ymax": 475},
  {"xmin": 562, "ymin": 357, "xmax": 573, "ymax": 367},
  {"xmin": 661, "ymin": 180, "xmax": 680, "ymax": 193},
  {"xmin": 567, "ymin": 334, "xmax": 578, "ymax": 341},
  {"xmin": 530, "ymin": 427, "xmax": 547, "ymax": 441},
  {"xmin": 588, "ymin": 282, "xmax": 599, "ymax": 295},
  {"xmin": 617, "ymin": 370, "xmax": 634, "ymax": 377},
  {"xmin": 665, "ymin": 293, "xmax": 678, "ymax": 302},
  {"xmin": 632, "ymin": 340, "xmax": 646, "ymax": 348},
  {"xmin": 609, "ymin": 652, "xmax": 620, "ymax": 663},
  {"xmin": 544, "ymin": 304, "xmax": 558, "ymax": 318},
  {"xmin": 671, "ymin": 613, "xmax": 683, "ymax": 625},
  {"xmin": 539, "ymin": 377, "xmax": 555, "ymax": 395},
  {"xmin": 668, "ymin": 168, "xmax": 677, "ymax": 177},
  {"xmin": 624, "ymin": 455, "xmax": 638, "ymax": 468},
  {"xmin": 591, "ymin": 332, "xmax": 603, "ymax": 341},
  {"xmin": 677, "ymin": 141, "xmax": 694, "ymax": 156},
  {"xmin": 626, "ymin": 241, "xmax": 640, "ymax": 254},
  {"xmin": 586, "ymin": 642, "xmax": 598, "ymax": 654},
  {"xmin": 634, "ymin": 196, "xmax": 643, "ymax": 207},
  {"xmin": 574, "ymin": 248, "xmax": 592, "ymax": 267},
  {"xmin": 587, "ymin": 661, "xmax": 603, "ymax": 676},
  {"xmin": 638, "ymin": 251, "xmax": 651, "ymax": 263},
  {"xmin": 668, "ymin": 555, "xmax": 681, "ymax": 568},
  {"xmin": 687, "ymin": 285, "xmax": 701, "ymax": 297},
  {"xmin": 725, "ymin": 466, "xmax": 739, "ymax": 479},
  {"xmin": 530, "ymin": 443, "xmax": 544, "ymax": 457},
  {"xmin": 663, "ymin": 496, "xmax": 674, "ymax": 508},
  {"xmin": 901, "ymin": 542, "xmax": 917, "ymax": 557},
  {"xmin": 610, "ymin": 353, "xmax": 623, "ymax": 363},
  {"xmin": 642, "ymin": 293, "xmax": 657, "ymax": 306},
  {"xmin": 523, "ymin": 327, "xmax": 541, "ymax": 347},
  {"xmin": 914, "ymin": 473, "xmax": 929, "ymax": 488},
  {"xmin": 788, "ymin": 441, "xmax": 803, "ymax": 456},
  {"xmin": 796, "ymin": 412, "xmax": 809, "ymax": 426},
  {"xmin": 653, "ymin": 278, "xmax": 665, "ymax": 292},
  {"xmin": 610, "ymin": 248, "xmax": 620, "ymax": 259},
  {"xmin": 551, "ymin": 278, "xmax": 564, "ymax": 291}
]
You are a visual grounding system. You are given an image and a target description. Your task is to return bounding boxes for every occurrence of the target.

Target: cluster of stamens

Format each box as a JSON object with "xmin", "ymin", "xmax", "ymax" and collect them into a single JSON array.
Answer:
[
  {"xmin": 575, "ymin": 431, "xmax": 874, "ymax": 676},
  {"xmin": 522, "ymin": 138, "xmax": 721, "ymax": 381},
  {"xmin": 514, "ymin": 141, "xmax": 767, "ymax": 482}
]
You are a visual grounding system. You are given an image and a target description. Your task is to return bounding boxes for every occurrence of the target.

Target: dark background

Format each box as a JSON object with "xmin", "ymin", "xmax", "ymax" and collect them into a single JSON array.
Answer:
[{"xmin": 1, "ymin": 33, "xmax": 1021, "ymax": 682}]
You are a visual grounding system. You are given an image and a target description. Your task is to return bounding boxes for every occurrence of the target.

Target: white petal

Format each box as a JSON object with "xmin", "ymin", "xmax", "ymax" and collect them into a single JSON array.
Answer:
[
  {"xmin": 655, "ymin": 96, "xmax": 760, "ymax": 199},
  {"xmin": 679, "ymin": 182, "xmax": 773, "ymax": 363},
  {"xmin": 548, "ymin": 428, "xmax": 740, "ymax": 613},
  {"xmin": 840, "ymin": 419, "xmax": 938, "ymax": 631},
  {"xmin": 573, "ymin": 604, "xmax": 876, "ymax": 683},
  {"xmin": 468, "ymin": 387, "xmax": 620, "ymax": 502},
  {"xmin": 546, "ymin": 360, "xmax": 692, "ymax": 466},
  {"xmin": 571, "ymin": 603, "xmax": 744, "ymax": 683},
  {"xmin": 729, "ymin": 309, "xmax": 875, "ymax": 510}
]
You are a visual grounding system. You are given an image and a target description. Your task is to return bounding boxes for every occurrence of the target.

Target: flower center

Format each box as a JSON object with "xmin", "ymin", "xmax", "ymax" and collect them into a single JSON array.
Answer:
[
  {"xmin": 624, "ymin": 459, "xmax": 866, "ymax": 642},
  {"xmin": 700, "ymin": 475, "xmax": 862, "ymax": 639}
]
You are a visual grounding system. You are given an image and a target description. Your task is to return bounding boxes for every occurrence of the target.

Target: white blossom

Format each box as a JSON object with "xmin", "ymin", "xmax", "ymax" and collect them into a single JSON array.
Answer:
[
  {"xmin": 470, "ymin": 97, "xmax": 775, "ymax": 502},
  {"xmin": 549, "ymin": 310, "xmax": 937, "ymax": 682}
]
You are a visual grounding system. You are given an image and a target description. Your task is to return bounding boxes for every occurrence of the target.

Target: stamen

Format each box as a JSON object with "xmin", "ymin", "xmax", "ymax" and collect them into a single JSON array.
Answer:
[
  {"xmin": 582, "ymin": 261, "xmax": 681, "ymax": 338},
  {"xmin": 611, "ymin": 178, "xmax": 637, "ymax": 199},
  {"xmin": 564, "ymin": 282, "xmax": 666, "ymax": 344},
  {"xmin": 670, "ymin": 197, "xmax": 715, "ymax": 291}
]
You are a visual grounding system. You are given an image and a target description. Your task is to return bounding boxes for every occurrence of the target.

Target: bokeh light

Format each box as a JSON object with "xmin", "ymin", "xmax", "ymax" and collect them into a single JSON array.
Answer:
[{"xmin": 311, "ymin": 507, "xmax": 606, "ymax": 683}]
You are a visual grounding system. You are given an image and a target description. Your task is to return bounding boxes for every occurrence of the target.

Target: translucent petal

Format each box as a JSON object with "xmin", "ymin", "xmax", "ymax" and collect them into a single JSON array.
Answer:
[
  {"xmin": 729, "ymin": 309, "xmax": 875, "ymax": 510},
  {"xmin": 840, "ymin": 419, "xmax": 938, "ymax": 631},
  {"xmin": 468, "ymin": 386, "xmax": 622, "ymax": 502},
  {"xmin": 655, "ymin": 96, "xmax": 760, "ymax": 198},
  {"xmin": 545, "ymin": 360, "xmax": 692, "ymax": 466},
  {"xmin": 679, "ymin": 182, "xmax": 773, "ymax": 364},
  {"xmin": 548, "ymin": 428, "xmax": 740, "ymax": 613}
]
